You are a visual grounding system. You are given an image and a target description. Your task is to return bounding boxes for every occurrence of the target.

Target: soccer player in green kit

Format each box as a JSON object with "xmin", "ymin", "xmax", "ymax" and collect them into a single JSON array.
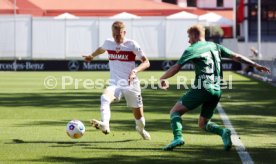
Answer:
[{"xmin": 159, "ymin": 24, "xmax": 270, "ymax": 151}]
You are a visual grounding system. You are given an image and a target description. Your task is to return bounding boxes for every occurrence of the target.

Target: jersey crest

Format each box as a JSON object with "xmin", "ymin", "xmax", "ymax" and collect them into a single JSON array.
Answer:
[{"xmin": 115, "ymin": 46, "xmax": 121, "ymax": 53}]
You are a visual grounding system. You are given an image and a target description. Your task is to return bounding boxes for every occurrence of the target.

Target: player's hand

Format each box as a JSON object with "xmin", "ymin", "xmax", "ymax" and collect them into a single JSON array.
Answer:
[
  {"xmin": 256, "ymin": 65, "xmax": 271, "ymax": 73},
  {"xmin": 82, "ymin": 55, "xmax": 93, "ymax": 62},
  {"xmin": 159, "ymin": 79, "xmax": 169, "ymax": 90},
  {"xmin": 128, "ymin": 70, "xmax": 137, "ymax": 85}
]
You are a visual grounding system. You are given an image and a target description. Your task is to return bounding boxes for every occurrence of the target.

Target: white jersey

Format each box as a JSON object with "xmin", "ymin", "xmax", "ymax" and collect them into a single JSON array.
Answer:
[{"xmin": 101, "ymin": 38, "xmax": 146, "ymax": 86}]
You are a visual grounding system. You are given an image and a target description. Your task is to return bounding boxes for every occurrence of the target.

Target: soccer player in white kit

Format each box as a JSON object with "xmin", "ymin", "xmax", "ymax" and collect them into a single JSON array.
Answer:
[{"xmin": 83, "ymin": 21, "xmax": 151, "ymax": 140}]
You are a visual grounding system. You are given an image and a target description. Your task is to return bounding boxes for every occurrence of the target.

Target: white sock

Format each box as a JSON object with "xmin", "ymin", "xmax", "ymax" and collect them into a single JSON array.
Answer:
[
  {"xmin": 135, "ymin": 117, "xmax": 145, "ymax": 130},
  {"xmin": 100, "ymin": 95, "xmax": 111, "ymax": 126}
]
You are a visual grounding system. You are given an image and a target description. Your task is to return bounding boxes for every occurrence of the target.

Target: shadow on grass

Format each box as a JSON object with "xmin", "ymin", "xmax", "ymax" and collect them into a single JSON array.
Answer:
[
  {"xmin": 8, "ymin": 139, "xmax": 138, "ymax": 145},
  {"xmin": 17, "ymin": 145, "xmax": 240, "ymax": 164},
  {"xmin": 12, "ymin": 120, "xmax": 92, "ymax": 128},
  {"xmin": 109, "ymin": 119, "xmax": 203, "ymax": 134},
  {"xmin": 246, "ymin": 146, "xmax": 276, "ymax": 164},
  {"xmin": 222, "ymin": 118, "xmax": 276, "ymax": 136},
  {"xmin": 12, "ymin": 120, "xmax": 69, "ymax": 127},
  {"xmin": 0, "ymin": 92, "xmax": 100, "ymax": 108},
  {"xmin": 1, "ymin": 78, "xmax": 274, "ymax": 116},
  {"xmin": 7, "ymin": 138, "xmax": 276, "ymax": 163}
]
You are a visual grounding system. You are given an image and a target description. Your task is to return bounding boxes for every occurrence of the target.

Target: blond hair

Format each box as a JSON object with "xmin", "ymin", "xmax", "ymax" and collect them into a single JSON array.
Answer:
[
  {"xmin": 187, "ymin": 24, "xmax": 205, "ymax": 38},
  {"xmin": 112, "ymin": 21, "xmax": 125, "ymax": 31}
]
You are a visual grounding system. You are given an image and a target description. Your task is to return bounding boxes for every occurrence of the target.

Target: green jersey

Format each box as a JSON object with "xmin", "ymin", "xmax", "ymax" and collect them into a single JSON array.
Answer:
[{"xmin": 177, "ymin": 41, "xmax": 234, "ymax": 91}]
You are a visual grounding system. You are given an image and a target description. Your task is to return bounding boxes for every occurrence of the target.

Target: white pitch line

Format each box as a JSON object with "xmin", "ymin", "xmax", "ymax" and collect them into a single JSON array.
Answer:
[{"xmin": 217, "ymin": 103, "xmax": 254, "ymax": 164}]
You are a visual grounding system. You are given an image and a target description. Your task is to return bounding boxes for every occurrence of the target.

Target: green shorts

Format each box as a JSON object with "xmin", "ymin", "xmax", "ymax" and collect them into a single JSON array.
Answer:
[{"xmin": 179, "ymin": 89, "xmax": 221, "ymax": 119}]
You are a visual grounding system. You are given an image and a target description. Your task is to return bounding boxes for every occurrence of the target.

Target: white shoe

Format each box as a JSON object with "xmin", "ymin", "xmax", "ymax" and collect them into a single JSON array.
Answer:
[
  {"xmin": 136, "ymin": 126, "xmax": 151, "ymax": 140},
  {"xmin": 90, "ymin": 119, "xmax": 110, "ymax": 134}
]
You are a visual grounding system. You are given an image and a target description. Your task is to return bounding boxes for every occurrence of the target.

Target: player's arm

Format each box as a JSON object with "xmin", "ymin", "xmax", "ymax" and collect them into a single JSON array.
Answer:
[
  {"xmin": 159, "ymin": 48, "xmax": 191, "ymax": 89},
  {"xmin": 230, "ymin": 53, "xmax": 270, "ymax": 73},
  {"xmin": 132, "ymin": 56, "xmax": 150, "ymax": 73},
  {"xmin": 82, "ymin": 47, "xmax": 106, "ymax": 62},
  {"xmin": 159, "ymin": 64, "xmax": 182, "ymax": 89},
  {"xmin": 218, "ymin": 44, "xmax": 270, "ymax": 73},
  {"xmin": 130, "ymin": 40, "xmax": 150, "ymax": 74},
  {"xmin": 129, "ymin": 56, "xmax": 150, "ymax": 82}
]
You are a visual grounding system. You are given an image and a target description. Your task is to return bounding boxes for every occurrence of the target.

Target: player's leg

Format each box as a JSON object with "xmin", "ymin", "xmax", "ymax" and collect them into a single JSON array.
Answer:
[
  {"xmin": 91, "ymin": 86, "xmax": 120, "ymax": 134},
  {"xmin": 200, "ymin": 116, "xmax": 232, "ymax": 151},
  {"xmin": 100, "ymin": 87, "xmax": 117, "ymax": 125},
  {"xmin": 162, "ymin": 102, "xmax": 188, "ymax": 151},
  {"xmin": 163, "ymin": 89, "xmax": 204, "ymax": 151},
  {"xmin": 200, "ymin": 90, "xmax": 232, "ymax": 151},
  {"xmin": 123, "ymin": 82, "xmax": 150, "ymax": 140},
  {"xmin": 132, "ymin": 107, "xmax": 151, "ymax": 140}
]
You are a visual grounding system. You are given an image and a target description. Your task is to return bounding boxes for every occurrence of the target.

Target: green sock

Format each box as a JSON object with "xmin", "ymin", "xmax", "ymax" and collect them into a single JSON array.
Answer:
[
  {"xmin": 170, "ymin": 112, "xmax": 183, "ymax": 140},
  {"xmin": 205, "ymin": 121, "xmax": 224, "ymax": 136}
]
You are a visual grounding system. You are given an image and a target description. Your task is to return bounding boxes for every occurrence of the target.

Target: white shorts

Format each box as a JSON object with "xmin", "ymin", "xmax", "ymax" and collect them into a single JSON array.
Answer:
[{"xmin": 106, "ymin": 81, "xmax": 143, "ymax": 108}]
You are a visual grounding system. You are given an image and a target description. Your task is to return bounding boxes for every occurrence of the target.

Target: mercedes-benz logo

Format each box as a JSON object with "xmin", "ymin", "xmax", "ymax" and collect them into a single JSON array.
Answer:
[
  {"xmin": 68, "ymin": 60, "xmax": 80, "ymax": 71},
  {"xmin": 162, "ymin": 60, "xmax": 175, "ymax": 70}
]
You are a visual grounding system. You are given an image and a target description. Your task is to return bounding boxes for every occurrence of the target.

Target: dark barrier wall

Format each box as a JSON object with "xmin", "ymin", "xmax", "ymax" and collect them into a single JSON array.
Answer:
[{"xmin": 0, "ymin": 60, "xmax": 241, "ymax": 71}]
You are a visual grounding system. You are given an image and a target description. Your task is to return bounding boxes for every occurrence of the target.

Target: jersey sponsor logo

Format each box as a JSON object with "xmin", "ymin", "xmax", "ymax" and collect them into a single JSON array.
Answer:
[
  {"xmin": 109, "ymin": 54, "xmax": 128, "ymax": 60},
  {"xmin": 107, "ymin": 50, "xmax": 136, "ymax": 61}
]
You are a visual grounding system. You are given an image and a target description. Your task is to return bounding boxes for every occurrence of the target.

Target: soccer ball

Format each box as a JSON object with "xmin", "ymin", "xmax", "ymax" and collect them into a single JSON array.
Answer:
[{"xmin": 66, "ymin": 120, "xmax": 85, "ymax": 139}]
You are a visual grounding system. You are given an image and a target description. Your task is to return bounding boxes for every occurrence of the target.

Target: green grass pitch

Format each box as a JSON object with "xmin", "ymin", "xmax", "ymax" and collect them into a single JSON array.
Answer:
[{"xmin": 0, "ymin": 71, "xmax": 275, "ymax": 163}]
